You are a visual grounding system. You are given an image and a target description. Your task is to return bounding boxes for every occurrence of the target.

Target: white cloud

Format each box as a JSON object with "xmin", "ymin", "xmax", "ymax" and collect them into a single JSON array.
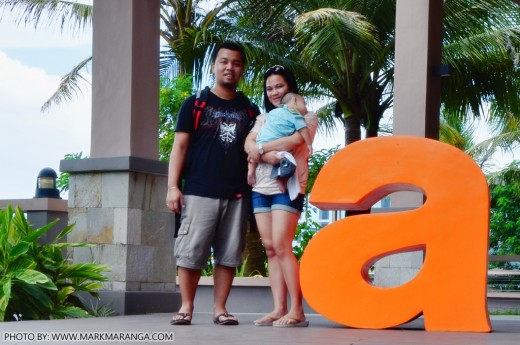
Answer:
[
  {"xmin": 0, "ymin": 3, "xmax": 93, "ymax": 200},
  {"xmin": 0, "ymin": 50, "xmax": 91, "ymax": 200},
  {"xmin": 0, "ymin": 15, "xmax": 91, "ymax": 49}
]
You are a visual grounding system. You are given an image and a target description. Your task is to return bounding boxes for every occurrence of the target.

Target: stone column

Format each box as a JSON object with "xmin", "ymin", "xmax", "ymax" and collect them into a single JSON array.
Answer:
[
  {"xmin": 374, "ymin": 0, "xmax": 443, "ymax": 287},
  {"xmin": 90, "ymin": 0, "xmax": 159, "ymax": 159},
  {"xmin": 60, "ymin": 0, "xmax": 179, "ymax": 314}
]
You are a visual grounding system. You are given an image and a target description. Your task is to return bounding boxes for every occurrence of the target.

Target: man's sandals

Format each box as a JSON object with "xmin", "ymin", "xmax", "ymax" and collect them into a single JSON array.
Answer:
[
  {"xmin": 170, "ymin": 313, "xmax": 192, "ymax": 325},
  {"xmin": 213, "ymin": 313, "xmax": 239, "ymax": 326}
]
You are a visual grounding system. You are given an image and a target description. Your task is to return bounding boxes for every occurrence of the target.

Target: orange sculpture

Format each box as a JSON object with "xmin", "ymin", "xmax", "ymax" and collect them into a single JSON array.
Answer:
[{"xmin": 301, "ymin": 136, "xmax": 491, "ymax": 332}]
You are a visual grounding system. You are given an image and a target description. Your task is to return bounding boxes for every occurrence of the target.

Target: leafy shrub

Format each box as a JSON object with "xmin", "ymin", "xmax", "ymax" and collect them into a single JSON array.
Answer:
[
  {"xmin": 159, "ymin": 75, "xmax": 195, "ymax": 162},
  {"xmin": 0, "ymin": 204, "xmax": 110, "ymax": 321},
  {"xmin": 489, "ymin": 181, "xmax": 520, "ymax": 270},
  {"xmin": 56, "ymin": 152, "xmax": 88, "ymax": 193},
  {"xmin": 293, "ymin": 205, "xmax": 322, "ymax": 260}
]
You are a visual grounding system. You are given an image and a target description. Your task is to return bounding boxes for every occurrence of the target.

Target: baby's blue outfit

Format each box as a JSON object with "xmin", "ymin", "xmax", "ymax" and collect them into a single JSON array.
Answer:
[{"xmin": 256, "ymin": 105, "xmax": 307, "ymax": 144}]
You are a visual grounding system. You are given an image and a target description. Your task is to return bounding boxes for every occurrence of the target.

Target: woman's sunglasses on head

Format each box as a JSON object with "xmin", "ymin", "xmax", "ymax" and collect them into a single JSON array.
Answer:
[{"xmin": 266, "ymin": 65, "xmax": 285, "ymax": 74}]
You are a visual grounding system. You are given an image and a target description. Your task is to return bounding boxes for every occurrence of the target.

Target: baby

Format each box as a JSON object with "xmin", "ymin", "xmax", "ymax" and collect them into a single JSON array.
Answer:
[{"xmin": 248, "ymin": 92, "xmax": 312, "ymax": 190}]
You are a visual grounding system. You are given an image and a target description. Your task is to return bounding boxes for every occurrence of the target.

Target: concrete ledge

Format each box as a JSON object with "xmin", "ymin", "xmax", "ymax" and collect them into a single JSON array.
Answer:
[
  {"xmin": 185, "ymin": 277, "xmax": 520, "ymax": 315},
  {"xmin": 489, "ymin": 256, "xmax": 520, "ymax": 263},
  {"xmin": 488, "ymin": 291, "xmax": 520, "ymax": 313},
  {"xmin": 60, "ymin": 156, "xmax": 168, "ymax": 176},
  {"xmin": 488, "ymin": 291, "xmax": 520, "ymax": 299},
  {"xmin": 488, "ymin": 270, "xmax": 520, "ymax": 275},
  {"xmin": 0, "ymin": 198, "xmax": 68, "ymax": 212},
  {"xmin": 79, "ymin": 290, "xmax": 181, "ymax": 316}
]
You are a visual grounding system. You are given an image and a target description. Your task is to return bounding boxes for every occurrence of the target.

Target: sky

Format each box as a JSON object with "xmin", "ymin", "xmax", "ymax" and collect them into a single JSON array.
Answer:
[{"xmin": 0, "ymin": 9, "xmax": 92, "ymax": 200}]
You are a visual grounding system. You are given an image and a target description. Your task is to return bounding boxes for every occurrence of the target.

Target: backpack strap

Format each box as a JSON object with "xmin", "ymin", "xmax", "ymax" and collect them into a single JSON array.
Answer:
[
  {"xmin": 192, "ymin": 86, "xmax": 211, "ymax": 130},
  {"xmin": 192, "ymin": 87, "xmax": 259, "ymax": 130}
]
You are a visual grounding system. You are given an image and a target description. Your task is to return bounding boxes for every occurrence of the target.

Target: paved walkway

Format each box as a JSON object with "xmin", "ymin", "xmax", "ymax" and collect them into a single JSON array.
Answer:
[{"xmin": 1, "ymin": 313, "xmax": 519, "ymax": 345}]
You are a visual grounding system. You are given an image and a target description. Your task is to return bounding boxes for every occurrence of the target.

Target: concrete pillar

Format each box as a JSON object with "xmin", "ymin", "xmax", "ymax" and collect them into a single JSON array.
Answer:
[
  {"xmin": 61, "ymin": 0, "xmax": 179, "ymax": 314},
  {"xmin": 374, "ymin": 0, "xmax": 443, "ymax": 287},
  {"xmin": 90, "ymin": 0, "xmax": 159, "ymax": 159}
]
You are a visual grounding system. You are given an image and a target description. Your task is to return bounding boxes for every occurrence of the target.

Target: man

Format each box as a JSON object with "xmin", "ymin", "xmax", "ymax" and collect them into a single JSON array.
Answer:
[{"xmin": 166, "ymin": 41, "xmax": 259, "ymax": 326}]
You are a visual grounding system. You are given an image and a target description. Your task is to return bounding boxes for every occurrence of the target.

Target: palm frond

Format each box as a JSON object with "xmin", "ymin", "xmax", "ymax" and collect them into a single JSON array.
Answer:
[
  {"xmin": 442, "ymin": 0, "xmax": 520, "ymax": 120},
  {"xmin": 486, "ymin": 160, "xmax": 520, "ymax": 189},
  {"xmin": 314, "ymin": 101, "xmax": 342, "ymax": 136},
  {"xmin": 466, "ymin": 130, "xmax": 520, "ymax": 170},
  {"xmin": 440, "ymin": 121, "xmax": 468, "ymax": 150},
  {"xmin": 41, "ymin": 56, "xmax": 91, "ymax": 112},
  {"xmin": 0, "ymin": 0, "xmax": 92, "ymax": 34},
  {"xmin": 295, "ymin": 8, "xmax": 381, "ymax": 66}
]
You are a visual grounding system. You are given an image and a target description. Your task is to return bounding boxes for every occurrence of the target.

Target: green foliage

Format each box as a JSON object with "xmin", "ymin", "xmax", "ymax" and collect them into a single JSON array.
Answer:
[
  {"xmin": 306, "ymin": 146, "xmax": 340, "ymax": 193},
  {"xmin": 56, "ymin": 152, "xmax": 88, "ymax": 193},
  {"xmin": 489, "ymin": 309, "xmax": 520, "ymax": 316},
  {"xmin": 0, "ymin": 205, "xmax": 110, "ymax": 321},
  {"xmin": 293, "ymin": 204, "xmax": 322, "ymax": 261},
  {"xmin": 159, "ymin": 75, "xmax": 195, "ymax": 162},
  {"xmin": 488, "ymin": 178, "xmax": 520, "ymax": 269},
  {"xmin": 86, "ymin": 300, "xmax": 117, "ymax": 317},
  {"xmin": 234, "ymin": 256, "xmax": 264, "ymax": 277}
]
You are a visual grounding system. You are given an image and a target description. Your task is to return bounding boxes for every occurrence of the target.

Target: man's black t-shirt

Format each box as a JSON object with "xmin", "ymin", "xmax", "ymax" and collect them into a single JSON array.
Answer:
[{"xmin": 175, "ymin": 90, "xmax": 257, "ymax": 199}]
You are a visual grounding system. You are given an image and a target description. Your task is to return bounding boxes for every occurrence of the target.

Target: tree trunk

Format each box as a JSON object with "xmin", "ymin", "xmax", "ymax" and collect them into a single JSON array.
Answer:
[
  {"xmin": 344, "ymin": 115, "xmax": 362, "ymax": 145},
  {"xmin": 344, "ymin": 114, "xmax": 372, "ymax": 216},
  {"xmin": 366, "ymin": 110, "xmax": 383, "ymax": 138},
  {"xmin": 241, "ymin": 216, "xmax": 267, "ymax": 277}
]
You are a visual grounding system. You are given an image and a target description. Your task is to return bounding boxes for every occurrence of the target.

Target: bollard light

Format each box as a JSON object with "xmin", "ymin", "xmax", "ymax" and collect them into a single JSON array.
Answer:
[{"xmin": 34, "ymin": 167, "xmax": 61, "ymax": 199}]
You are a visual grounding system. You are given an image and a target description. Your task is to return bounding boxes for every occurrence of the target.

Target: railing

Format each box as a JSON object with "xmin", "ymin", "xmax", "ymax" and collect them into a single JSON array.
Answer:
[
  {"xmin": 489, "ymin": 255, "xmax": 520, "ymax": 263},
  {"xmin": 488, "ymin": 255, "xmax": 520, "ymax": 299}
]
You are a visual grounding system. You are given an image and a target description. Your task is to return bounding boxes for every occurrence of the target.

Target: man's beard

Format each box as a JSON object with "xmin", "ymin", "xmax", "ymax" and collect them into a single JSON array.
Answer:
[{"xmin": 221, "ymin": 81, "xmax": 238, "ymax": 90}]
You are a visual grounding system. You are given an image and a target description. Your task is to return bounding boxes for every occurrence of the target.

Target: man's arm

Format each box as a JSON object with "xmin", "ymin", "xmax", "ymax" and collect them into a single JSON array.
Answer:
[
  {"xmin": 166, "ymin": 132, "xmax": 190, "ymax": 213},
  {"xmin": 245, "ymin": 131, "xmax": 260, "ymax": 163}
]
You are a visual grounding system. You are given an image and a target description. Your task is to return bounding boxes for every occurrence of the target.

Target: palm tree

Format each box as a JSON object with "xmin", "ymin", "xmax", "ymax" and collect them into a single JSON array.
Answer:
[
  {"xmin": 225, "ymin": 0, "xmax": 395, "ymax": 143},
  {"xmin": 230, "ymin": 0, "xmax": 520, "ymax": 145}
]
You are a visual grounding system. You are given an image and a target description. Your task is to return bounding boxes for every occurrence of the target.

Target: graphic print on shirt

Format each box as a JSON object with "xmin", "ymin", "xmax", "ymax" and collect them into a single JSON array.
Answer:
[
  {"xmin": 220, "ymin": 122, "xmax": 237, "ymax": 143},
  {"xmin": 199, "ymin": 105, "xmax": 248, "ymax": 151}
]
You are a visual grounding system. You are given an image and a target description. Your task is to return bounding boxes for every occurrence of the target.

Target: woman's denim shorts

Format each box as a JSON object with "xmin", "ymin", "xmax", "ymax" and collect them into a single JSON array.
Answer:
[{"xmin": 252, "ymin": 191, "xmax": 305, "ymax": 214}]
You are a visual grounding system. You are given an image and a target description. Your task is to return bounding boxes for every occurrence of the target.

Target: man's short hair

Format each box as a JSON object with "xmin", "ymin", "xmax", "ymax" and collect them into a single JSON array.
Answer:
[{"xmin": 211, "ymin": 41, "xmax": 246, "ymax": 65}]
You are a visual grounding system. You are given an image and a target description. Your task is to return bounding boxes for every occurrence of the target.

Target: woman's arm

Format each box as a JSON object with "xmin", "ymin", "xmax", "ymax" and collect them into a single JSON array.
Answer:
[
  {"xmin": 262, "ymin": 131, "xmax": 304, "ymax": 153},
  {"xmin": 245, "ymin": 113, "xmax": 305, "ymax": 164}
]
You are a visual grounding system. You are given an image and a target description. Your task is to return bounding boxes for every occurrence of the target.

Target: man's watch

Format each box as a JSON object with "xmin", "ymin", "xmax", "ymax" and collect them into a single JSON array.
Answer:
[{"xmin": 258, "ymin": 143, "xmax": 264, "ymax": 155}]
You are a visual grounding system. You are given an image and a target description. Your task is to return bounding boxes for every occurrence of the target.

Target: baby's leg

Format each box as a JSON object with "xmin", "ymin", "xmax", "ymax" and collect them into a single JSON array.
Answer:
[{"xmin": 248, "ymin": 162, "xmax": 257, "ymax": 186}]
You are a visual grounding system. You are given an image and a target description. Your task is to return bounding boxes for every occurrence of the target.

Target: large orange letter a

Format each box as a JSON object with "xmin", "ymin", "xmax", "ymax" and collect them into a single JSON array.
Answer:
[{"xmin": 301, "ymin": 136, "xmax": 491, "ymax": 332}]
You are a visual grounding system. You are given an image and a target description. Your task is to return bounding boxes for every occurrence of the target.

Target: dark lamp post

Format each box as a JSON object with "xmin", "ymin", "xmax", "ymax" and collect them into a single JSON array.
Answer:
[{"xmin": 34, "ymin": 167, "xmax": 61, "ymax": 199}]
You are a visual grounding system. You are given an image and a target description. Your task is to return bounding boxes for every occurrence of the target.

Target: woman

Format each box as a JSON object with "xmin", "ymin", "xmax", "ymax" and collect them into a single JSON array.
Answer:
[{"xmin": 244, "ymin": 65, "xmax": 318, "ymax": 327}]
